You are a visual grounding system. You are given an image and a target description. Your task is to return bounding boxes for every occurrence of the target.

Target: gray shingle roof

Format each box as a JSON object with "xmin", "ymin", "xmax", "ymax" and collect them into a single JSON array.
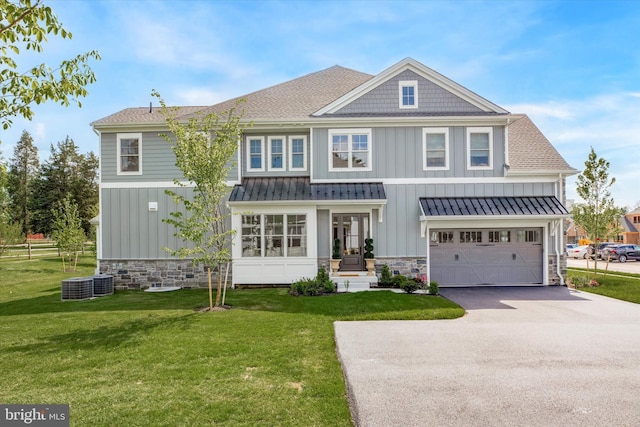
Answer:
[
  {"xmin": 192, "ymin": 66, "xmax": 374, "ymax": 121},
  {"xmin": 419, "ymin": 196, "xmax": 569, "ymax": 217},
  {"xmin": 228, "ymin": 177, "xmax": 386, "ymax": 202},
  {"xmin": 507, "ymin": 115, "xmax": 576, "ymax": 173},
  {"xmin": 91, "ymin": 106, "xmax": 206, "ymax": 126}
]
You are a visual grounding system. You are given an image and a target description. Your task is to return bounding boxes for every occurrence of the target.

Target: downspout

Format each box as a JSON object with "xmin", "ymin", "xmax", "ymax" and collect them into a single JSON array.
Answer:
[{"xmin": 555, "ymin": 173, "xmax": 565, "ymax": 285}]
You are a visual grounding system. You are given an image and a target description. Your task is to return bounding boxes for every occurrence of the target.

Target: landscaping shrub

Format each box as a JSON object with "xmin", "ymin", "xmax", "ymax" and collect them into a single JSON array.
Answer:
[
  {"xmin": 290, "ymin": 267, "xmax": 335, "ymax": 296},
  {"xmin": 568, "ymin": 274, "xmax": 591, "ymax": 289},
  {"xmin": 398, "ymin": 276, "xmax": 420, "ymax": 294},
  {"xmin": 428, "ymin": 280, "xmax": 439, "ymax": 295},
  {"xmin": 379, "ymin": 264, "xmax": 393, "ymax": 287}
]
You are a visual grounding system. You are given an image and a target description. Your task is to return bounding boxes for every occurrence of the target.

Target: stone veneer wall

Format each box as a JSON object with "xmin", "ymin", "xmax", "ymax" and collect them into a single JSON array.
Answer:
[
  {"xmin": 548, "ymin": 254, "xmax": 567, "ymax": 285},
  {"xmin": 318, "ymin": 256, "xmax": 427, "ymax": 278},
  {"xmin": 99, "ymin": 259, "xmax": 227, "ymax": 289}
]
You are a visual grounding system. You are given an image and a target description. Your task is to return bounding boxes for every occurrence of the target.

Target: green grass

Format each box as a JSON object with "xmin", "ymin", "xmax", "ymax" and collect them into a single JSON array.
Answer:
[
  {"xmin": 568, "ymin": 268, "xmax": 640, "ymax": 304},
  {"xmin": 0, "ymin": 256, "xmax": 464, "ymax": 426}
]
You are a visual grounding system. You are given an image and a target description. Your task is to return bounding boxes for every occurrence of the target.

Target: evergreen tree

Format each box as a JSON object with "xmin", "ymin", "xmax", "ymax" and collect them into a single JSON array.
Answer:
[
  {"xmin": 7, "ymin": 130, "xmax": 39, "ymax": 234},
  {"xmin": 30, "ymin": 136, "xmax": 98, "ymax": 236}
]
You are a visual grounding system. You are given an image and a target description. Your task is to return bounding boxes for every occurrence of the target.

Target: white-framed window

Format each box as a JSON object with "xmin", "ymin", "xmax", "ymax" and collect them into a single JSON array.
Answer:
[
  {"xmin": 289, "ymin": 135, "xmax": 307, "ymax": 171},
  {"xmin": 399, "ymin": 80, "xmax": 418, "ymax": 109},
  {"xmin": 246, "ymin": 136, "xmax": 265, "ymax": 172},
  {"xmin": 422, "ymin": 127, "xmax": 449, "ymax": 170},
  {"xmin": 466, "ymin": 127, "xmax": 493, "ymax": 170},
  {"xmin": 329, "ymin": 129, "xmax": 372, "ymax": 171},
  {"xmin": 268, "ymin": 136, "xmax": 285, "ymax": 171},
  {"xmin": 241, "ymin": 213, "xmax": 307, "ymax": 257},
  {"xmin": 117, "ymin": 133, "xmax": 142, "ymax": 175}
]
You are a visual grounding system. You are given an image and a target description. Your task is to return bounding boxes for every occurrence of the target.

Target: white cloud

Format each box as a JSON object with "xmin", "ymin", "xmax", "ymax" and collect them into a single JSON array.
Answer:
[{"xmin": 506, "ymin": 92, "xmax": 640, "ymax": 208}]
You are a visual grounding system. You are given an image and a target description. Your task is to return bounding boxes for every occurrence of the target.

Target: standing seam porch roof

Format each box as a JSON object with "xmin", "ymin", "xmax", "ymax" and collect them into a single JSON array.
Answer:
[
  {"xmin": 419, "ymin": 196, "xmax": 569, "ymax": 217},
  {"xmin": 228, "ymin": 177, "xmax": 386, "ymax": 202}
]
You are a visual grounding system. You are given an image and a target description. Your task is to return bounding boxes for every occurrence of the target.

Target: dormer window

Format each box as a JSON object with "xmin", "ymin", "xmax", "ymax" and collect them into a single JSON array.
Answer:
[{"xmin": 399, "ymin": 80, "xmax": 418, "ymax": 109}]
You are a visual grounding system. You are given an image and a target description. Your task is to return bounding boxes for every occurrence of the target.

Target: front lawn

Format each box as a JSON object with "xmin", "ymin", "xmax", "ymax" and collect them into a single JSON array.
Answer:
[
  {"xmin": 0, "ymin": 256, "xmax": 464, "ymax": 426},
  {"xmin": 568, "ymin": 268, "xmax": 640, "ymax": 304}
]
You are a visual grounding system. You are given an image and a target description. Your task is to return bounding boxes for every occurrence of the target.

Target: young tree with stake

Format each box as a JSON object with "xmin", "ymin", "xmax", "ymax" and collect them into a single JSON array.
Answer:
[{"xmin": 153, "ymin": 91, "xmax": 248, "ymax": 311}]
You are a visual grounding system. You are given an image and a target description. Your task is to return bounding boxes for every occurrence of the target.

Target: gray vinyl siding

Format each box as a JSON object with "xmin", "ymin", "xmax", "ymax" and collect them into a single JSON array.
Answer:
[
  {"xmin": 242, "ymin": 131, "xmax": 311, "ymax": 177},
  {"xmin": 101, "ymin": 187, "xmax": 193, "ymax": 259},
  {"xmin": 313, "ymin": 126, "xmax": 505, "ymax": 180},
  {"xmin": 374, "ymin": 182, "xmax": 556, "ymax": 257},
  {"xmin": 101, "ymin": 132, "xmax": 239, "ymax": 183},
  {"xmin": 334, "ymin": 70, "xmax": 484, "ymax": 115}
]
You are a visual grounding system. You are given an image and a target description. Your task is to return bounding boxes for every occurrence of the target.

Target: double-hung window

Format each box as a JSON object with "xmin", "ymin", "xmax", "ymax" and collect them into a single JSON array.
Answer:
[
  {"xmin": 423, "ymin": 127, "xmax": 449, "ymax": 170},
  {"xmin": 246, "ymin": 137, "xmax": 265, "ymax": 171},
  {"xmin": 117, "ymin": 133, "xmax": 142, "ymax": 175},
  {"xmin": 399, "ymin": 80, "xmax": 418, "ymax": 109},
  {"xmin": 329, "ymin": 129, "xmax": 372, "ymax": 171},
  {"xmin": 268, "ymin": 136, "xmax": 285, "ymax": 171},
  {"xmin": 467, "ymin": 127, "xmax": 493, "ymax": 170},
  {"xmin": 289, "ymin": 136, "xmax": 307, "ymax": 171}
]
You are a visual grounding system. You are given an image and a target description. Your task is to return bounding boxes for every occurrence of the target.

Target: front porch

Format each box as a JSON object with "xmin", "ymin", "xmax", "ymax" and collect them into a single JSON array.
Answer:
[{"xmin": 331, "ymin": 271, "xmax": 378, "ymax": 292}]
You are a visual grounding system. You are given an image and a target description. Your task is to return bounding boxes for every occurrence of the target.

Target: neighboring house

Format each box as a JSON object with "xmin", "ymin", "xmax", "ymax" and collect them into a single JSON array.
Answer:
[
  {"xmin": 91, "ymin": 58, "xmax": 576, "ymax": 288},
  {"xmin": 566, "ymin": 221, "xmax": 588, "ymax": 245},
  {"xmin": 619, "ymin": 208, "xmax": 640, "ymax": 244}
]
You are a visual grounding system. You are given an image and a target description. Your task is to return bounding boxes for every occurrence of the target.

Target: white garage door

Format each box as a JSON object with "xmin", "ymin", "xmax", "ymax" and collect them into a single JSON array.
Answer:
[{"xmin": 429, "ymin": 228, "xmax": 543, "ymax": 286}]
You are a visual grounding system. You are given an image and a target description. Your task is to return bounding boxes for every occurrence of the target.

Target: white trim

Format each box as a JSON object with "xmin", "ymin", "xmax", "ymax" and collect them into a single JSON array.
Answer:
[
  {"xmin": 267, "ymin": 136, "xmax": 286, "ymax": 172},
  {"xmin": 116, "ymin": 133, "xmax": 143, "ymax": 176},
  {"xmin": 101, "ymin": 180, "xmax": 240, "ymax": 189},
  {"xmin": 422, "ymin": 127, "xmax": 449, "ymax": 171},
  {"xmin": 466, "ymin": 127, "xmax": 493, "ymax": 170},
  {"xmin": 399, "ymin": 80, "xmax": 418, "ymax": 109},
  {"xmin": 246, "ymin": 136, "xmax": 265, "ymax": 172},
  {"xmin": 288, "ymin": 135, "xmax": 308, "ymax": 172},
  {"xmin": 313, "ymin": 57, "xmax": 508, "ymax": 116},
  {"xmin": 311, "ymin": 176, "xmax": 563, "ymax": 184},
  {"xmin": 328, "ymin": 128, "xmax": 372, "ymax": 172}
]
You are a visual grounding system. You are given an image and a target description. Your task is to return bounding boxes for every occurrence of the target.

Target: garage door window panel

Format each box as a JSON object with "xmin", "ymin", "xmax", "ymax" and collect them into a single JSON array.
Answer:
[{"xmin": 460, "ymin": 231, "xmax": 482, "ymax": 243}]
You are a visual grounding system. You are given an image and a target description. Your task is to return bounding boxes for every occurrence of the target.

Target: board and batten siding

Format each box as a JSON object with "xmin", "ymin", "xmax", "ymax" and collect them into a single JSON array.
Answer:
[
  {"xmin": 334, "ymin": 69, "xmax": 485, "ymax": 114},
  {"xmin": 312, "ymin": 126, "xmax": 505, "ymax": 180},
  {"xmin": 375, "ymin": 182, "xmax": 557, "ymax": 258},
  {"xmin": 101, "ymin": 132, "xmax": 239, "ymax": 183}
]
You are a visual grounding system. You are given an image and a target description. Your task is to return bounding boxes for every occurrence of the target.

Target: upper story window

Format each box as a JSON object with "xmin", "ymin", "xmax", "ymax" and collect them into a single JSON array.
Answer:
[
  {"xmin": 399, "ymin": 80, "xmax": 418, "ymax": 109},
  {"xmin": 466, "ymin": 127, "xmax": 493, "ymax": 170},
  {"xmin": 268, "ymin": 136, "xmax": 285, "ymax": 171},
  {"xmin": 289, "ymin": 136, "xmax": 307, "ymax": 171},
  {"xmin": 117, "ymin": 133, "xmax": 142, "ymax": 175},
  {"xmin": 246, "ymin": 136, "xmax": 265, "ymax": 172},
  {"xmin": 329, "ymin": 129, "xmax": 372, "ymax": 171},
  {"xmin": 423, "ymin": 127, "xmax": 449, "ymax": 170}
]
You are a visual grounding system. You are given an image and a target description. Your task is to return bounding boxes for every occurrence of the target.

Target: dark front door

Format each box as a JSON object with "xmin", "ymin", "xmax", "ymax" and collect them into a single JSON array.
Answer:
[{"xmin": 333, "ymin": 214, "xmax": 370, "ymax": 271}]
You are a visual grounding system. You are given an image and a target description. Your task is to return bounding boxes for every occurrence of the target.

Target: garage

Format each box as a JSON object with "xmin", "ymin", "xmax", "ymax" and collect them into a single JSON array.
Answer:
[
  {"xmin": 429, "ymin": 228, "xmax": 543, "ymax": 285},
  {"xmin": 419, "ymin": 196, "xmax": 569, "ymax": 286}
]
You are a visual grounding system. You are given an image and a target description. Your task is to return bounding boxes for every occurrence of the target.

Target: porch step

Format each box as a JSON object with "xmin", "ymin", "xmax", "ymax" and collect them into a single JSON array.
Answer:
[{"xmin": 332, "ymin": 273, "xmax": 378, "ymax": 292}]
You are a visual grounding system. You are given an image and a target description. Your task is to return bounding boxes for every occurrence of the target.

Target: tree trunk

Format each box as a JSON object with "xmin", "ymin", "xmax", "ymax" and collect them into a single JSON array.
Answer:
[
  {"xmin": 215, "ymin": 263, "xmax": 222, "ymax": 307},
  {"xmin": 208, "ymin": 267, "xmax": 213, "ymax": 312}
]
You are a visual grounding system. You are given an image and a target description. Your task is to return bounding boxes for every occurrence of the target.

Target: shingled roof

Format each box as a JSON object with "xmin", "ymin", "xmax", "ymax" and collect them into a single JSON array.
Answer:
[{"xmin": 507, "ymin": 115, "xmax": 576, "ymax": 174}]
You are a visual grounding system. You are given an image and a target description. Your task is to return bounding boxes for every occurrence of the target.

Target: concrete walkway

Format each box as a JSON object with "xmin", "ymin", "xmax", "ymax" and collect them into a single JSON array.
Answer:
[{"xmin": 334, "ymin": 286, "xmax": 640, "ymax": 426}]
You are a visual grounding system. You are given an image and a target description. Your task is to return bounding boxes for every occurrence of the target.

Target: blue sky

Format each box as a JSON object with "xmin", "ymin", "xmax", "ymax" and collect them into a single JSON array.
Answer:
[{"xmin": 2, "ymin": 0, "xmax": 639, "ymax": 208}]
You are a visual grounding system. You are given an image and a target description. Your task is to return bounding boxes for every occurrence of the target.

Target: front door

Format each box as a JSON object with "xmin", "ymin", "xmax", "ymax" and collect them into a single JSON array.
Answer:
[{"xmin": 333, "ymin": 214, "xmax": 370, "ymax": 271}]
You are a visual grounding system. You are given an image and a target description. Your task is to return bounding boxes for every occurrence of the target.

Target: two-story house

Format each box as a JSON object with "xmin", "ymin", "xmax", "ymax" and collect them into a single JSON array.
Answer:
[{"xmin": 91, "ymin": 58, "xmax": 576, "ymax": 288}]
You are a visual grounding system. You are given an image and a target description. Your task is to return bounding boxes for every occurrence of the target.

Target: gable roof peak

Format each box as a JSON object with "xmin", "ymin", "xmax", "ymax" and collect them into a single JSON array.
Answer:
[{"xmin": 313, "ymin": 57, "xmax": 508, "ymax": 116}]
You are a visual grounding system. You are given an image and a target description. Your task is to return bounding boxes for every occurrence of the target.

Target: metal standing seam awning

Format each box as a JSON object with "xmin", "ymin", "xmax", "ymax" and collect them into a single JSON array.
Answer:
[
  {"xmin": 228, "ymin": 177, "xmax": 387, "ymax": 218},
  {"xmin": 418, "ymin": 196, "xmax": 570, "ymax": 237}
]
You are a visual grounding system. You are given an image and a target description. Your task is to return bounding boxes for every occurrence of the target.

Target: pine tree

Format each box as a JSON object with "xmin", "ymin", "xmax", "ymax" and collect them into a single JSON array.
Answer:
[
  {"xmin": 7, "ymin": 130, "xmax": 39, "ymax": 235},
  {"xmin": 30, "ymin": 137, "xmax": 98, "ymax": 236}
]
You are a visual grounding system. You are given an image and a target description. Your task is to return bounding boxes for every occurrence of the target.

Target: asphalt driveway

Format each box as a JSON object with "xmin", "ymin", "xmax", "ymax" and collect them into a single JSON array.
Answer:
[{"xmin": 334, "ymin": 287, "xmax": 640, "ymax": 426}]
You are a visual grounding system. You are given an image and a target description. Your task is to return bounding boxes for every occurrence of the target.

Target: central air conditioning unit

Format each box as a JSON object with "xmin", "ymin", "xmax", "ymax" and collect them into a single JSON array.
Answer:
[{"xmin": 61, "ymin": 277, "xmax": 93, "ymax": 301}]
